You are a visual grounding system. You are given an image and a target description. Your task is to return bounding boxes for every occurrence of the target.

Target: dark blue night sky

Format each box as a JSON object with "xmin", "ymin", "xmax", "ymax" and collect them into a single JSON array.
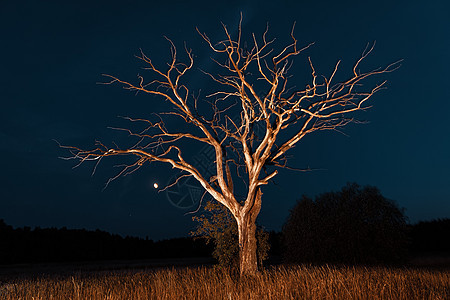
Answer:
[{"xmin": 1, "ymin": 0, "xmax": 449, "ymax": 240}]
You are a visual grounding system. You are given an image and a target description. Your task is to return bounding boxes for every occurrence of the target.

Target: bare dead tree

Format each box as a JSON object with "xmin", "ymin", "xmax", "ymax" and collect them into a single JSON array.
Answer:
[{"xmin": 62, "ymin": 17, "xmax": 400, "ymax": 276}]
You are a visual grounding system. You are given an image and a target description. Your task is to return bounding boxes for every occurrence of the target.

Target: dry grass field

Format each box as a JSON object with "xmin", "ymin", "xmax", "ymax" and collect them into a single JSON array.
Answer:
[{"xmin": 1, "ymin": 264, "xmax": 449, "ymax": 299}]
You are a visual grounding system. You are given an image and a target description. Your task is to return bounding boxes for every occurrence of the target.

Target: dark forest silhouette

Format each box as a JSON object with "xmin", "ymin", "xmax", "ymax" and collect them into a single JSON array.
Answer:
[
  {"xmin": 283, "ymin": 183, "xmax": 409, "ymax": 265},
  {"xmin": 1, "ymin": 199, "xmax": 448, "ymax": 266},
  {"xmin": 282, "ymin": 183, "xmax": 450, "ymax": 266},
  {"xmin": 409, "ymin": 218, "xmax": 450, "ymax": 255},
  {"xmin": 0, "ymin": 220, "xmax": 212, "ymax": 265},
  {"xmin": 2, "ymin": 218, "xmax": 448, "ymax": 267}
]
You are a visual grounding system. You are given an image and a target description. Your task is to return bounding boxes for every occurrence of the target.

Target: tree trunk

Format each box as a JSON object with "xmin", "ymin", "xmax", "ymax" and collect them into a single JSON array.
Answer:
[
  {"xmin": 237, "ymin": 214, "xmax": 258, "ymax": 276},
  {"xmin": 236, "ymin": 189, "xmax": 262, "ymax": 276}
]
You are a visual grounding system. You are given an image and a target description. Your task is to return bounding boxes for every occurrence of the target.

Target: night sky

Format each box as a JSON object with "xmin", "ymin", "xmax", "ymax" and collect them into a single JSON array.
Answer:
[{"xmin": 1, "ymin": 0, "xmax": 449, "ymax": 240}]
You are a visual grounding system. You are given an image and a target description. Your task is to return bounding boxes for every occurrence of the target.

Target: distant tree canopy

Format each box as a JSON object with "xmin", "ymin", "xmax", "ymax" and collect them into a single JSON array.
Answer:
[{"xmin": 283, "ymin": 183, "xmax": 408, "ymax": 265}]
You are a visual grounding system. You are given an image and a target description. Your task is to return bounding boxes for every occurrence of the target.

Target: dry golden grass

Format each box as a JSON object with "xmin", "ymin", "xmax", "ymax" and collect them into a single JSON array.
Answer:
[{"xmin": 1, "ymin": 265, "xmax": 449, "ymax": 299}]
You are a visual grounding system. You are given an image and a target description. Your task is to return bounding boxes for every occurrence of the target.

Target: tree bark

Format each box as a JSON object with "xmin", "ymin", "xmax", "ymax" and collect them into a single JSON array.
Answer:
[
  {"xmin": 236, "ymin": 189, "xmax": 262, "ymax": 276},
  {"xmin": 237, "ymin": 214, "xmax": 258, "ymax": 276}
]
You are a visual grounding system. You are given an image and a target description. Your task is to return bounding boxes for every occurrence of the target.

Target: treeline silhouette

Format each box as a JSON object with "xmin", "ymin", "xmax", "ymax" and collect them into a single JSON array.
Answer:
[
  {"xmin": 281, "ymin": 183, "xmax": 450, "ymax": 266},
  {"xmin": 283, "ymin": 183, "xmax": 408, "ymax": 265},
  {"xmin": 1, "ymin": 199, "xmax": 448, "ymax": 266},
  {"xmin": 409, "ymin": 218, "xmax": 450, "ymax": 255},
  {"xmin": 0, "ymin": 219, "xmax": 213, "ymax": 265},
  {"xmin": 2, "ymin": 217, "xmax": 448, "ymax": 267}
]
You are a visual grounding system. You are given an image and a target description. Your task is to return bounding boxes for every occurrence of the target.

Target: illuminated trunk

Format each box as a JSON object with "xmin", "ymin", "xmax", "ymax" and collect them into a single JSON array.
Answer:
[
  {"xmin": 237, "ymin": 213, "xmax": 258, "ymax": 276},
  {"xmin": 236, "ymin": 189, "xmax": 262, "ymax": 276}
]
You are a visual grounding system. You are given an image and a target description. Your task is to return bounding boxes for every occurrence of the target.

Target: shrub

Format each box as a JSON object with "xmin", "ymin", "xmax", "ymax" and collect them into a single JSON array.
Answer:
[{"xmin": 192, "ymin": 200, "xmax": 269, "ymax": 269}]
